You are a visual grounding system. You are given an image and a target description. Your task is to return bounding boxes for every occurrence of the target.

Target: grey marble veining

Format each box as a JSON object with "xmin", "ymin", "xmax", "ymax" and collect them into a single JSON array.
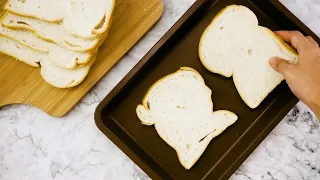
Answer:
[
  {"xmin": 231, "ymin": 102, "xmax": 320, "ymax": 180},
  {"xmin": 0, "ymin": 0, "xmax": 320, "ymax": 179}
]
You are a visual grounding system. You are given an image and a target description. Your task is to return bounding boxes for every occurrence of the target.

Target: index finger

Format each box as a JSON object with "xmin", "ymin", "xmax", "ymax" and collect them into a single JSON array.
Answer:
[{"xmin": 275, "ymin": 31, "xmax": 309, "ymax": 53}]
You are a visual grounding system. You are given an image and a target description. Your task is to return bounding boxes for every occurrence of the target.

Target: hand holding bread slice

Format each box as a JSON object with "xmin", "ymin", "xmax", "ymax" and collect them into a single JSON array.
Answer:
[{"xmin": 199, "ymin": 5, "xmax": 298, "ymax": 108}]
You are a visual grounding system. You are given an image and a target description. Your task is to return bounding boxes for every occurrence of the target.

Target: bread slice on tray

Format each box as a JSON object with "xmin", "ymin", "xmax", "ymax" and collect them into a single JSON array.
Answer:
[
  {"xmin": 199, "ymin": 5, "xmax": 298, "ymax": 109},
  {"xmin": 4, "ymin": 0, "xmax": 115, "ymax": 39},
  {"xmin": 0, "ymin": 24, "xmax": 92, "ymax": 69},
  {"xmin": 1, "ymin": 13, "xmax": 102, "ymax": 52},
  {"xmin": 0, "ymin": 35, "xmax": 94, "ymax": 88},
  {"xmin": 136, "ymin": 67, "xmax": 238, "ymax": 169}
]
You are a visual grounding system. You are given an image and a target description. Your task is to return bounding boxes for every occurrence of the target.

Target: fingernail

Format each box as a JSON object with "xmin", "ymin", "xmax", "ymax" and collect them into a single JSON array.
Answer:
[{"xmin": 270, "ymin": 57, "xmax": 277, "ymax": 64}]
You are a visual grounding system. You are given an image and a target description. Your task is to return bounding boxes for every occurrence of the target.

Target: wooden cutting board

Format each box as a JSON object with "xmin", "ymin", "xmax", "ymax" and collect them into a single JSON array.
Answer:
[{"xmin": 0, "ymin": 0, "xmax": 163, "ymax": 117}]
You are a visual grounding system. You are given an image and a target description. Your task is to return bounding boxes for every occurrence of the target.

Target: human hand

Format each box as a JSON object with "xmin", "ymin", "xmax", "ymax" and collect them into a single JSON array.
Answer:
[{"xmin": 269, "ymin": 31, "xmax": 320, "ymax": 119}]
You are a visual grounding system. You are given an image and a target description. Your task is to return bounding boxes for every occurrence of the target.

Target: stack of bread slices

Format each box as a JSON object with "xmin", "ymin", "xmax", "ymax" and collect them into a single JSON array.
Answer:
[{"xmin": 0, "ymin": 0, "xmax": 115, "ymax": 88}]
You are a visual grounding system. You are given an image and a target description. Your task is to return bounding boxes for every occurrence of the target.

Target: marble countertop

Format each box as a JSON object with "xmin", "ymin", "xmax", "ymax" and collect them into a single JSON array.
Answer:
[{"xmin": 1, "ymin": 0, "xmax": 320, "ymax": 179}]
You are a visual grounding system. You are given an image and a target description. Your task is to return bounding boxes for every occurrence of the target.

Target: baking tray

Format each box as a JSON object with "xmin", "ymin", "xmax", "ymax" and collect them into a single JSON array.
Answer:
[{"xmin": 95, "ymin": 0, "xmax": 320, "ymax": 179}]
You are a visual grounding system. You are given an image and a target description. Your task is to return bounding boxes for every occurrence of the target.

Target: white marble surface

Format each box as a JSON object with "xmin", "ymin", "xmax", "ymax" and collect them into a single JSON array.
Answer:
[{"xmin": 0, "ymin": 0, "xmax": 320, "ymax": 179}]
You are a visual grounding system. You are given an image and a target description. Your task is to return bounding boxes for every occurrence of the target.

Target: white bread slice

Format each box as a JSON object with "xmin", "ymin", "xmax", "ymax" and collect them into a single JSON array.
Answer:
[
  {"xmin": 199, "ymin": 5, "xmax": 298, "ymax": 109},
  {"xmin": 4, "ymin": 0, "xmax": 61, "ymax": 22},
  {"xmin": 0, "ymin": 24, "xmax": 92, "ymax": 69},
  {"xmin": 4, "ymin": 0, "xmax": 115, "ymax": 39},
  {"xmin": 0, "ymin": 35, "xmax": 94, "ymax": 88},
  {"xmin": 40, "ymin": 54, "xmax": 94, "ymax": 88},
  {"xmin": 136, "ymin": 67, "xmax": 238, "ymax": 169},
  {"xmin": 1, "ymin": 13, "xmax": 101, "ymax": 52},
  {"xmin": 0, "ymin": 35, "xmax": 42, "ymax": 67}
]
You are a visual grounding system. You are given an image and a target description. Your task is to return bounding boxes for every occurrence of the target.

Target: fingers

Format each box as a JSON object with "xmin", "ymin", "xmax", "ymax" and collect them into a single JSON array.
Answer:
[
  {"xmin": 269, "ymin": 57, "xmax": 293, "ymax": 75},
  {"xmin": 275, "ymin": 31, "xmax": 309, "ymax": 53},
  {"xmin": 306, "ymin": 36, "xmax": 319, "ymax": 47}
]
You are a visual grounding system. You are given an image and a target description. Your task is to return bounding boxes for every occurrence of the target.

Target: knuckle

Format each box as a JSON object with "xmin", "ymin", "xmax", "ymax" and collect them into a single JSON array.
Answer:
[
  {"xmin": 291, "ymin": 36, "xmax": 300, "ymax": 47},
  {"xmin": 307, "ymin": 36, "xmax": 319, "ymax": 47},
  {"xmin": 309, "ymin": 47, "xmax": 320, "ymax": 57},
  {"xmin": 276, "ymin": 61, "xmax": 286, "ymax": 72},
  {"xmin": 282, "ymin": 70, "xmax": 289, "ymax": 77},
  {"xmin": 281, "ymin": 66, "xmax": 293, "ymax": 77},
  {"xmin": 307, "ymin": 36, "xmax": 313, "ymax": 41},
  {"xmin": 307, "ymin": 44, "xmax": 317, "ymax": 50},
  {"xmin": 310, "ymin": 43, "xmax": 319, "ymax": 48},
  {"xmin": 291, "ymin": 31, "xmax": 306, "ymax": 42},
  {"xmin": 316, "ymin": 49, "xmax": 320, "ymax": 58},
  {"xmin": 291, "ymin": 31, "xmax": 303, "ymax": 37}
]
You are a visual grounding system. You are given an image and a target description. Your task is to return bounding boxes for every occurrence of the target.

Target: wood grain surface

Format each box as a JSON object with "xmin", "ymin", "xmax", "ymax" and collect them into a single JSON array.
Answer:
[{"xmin": 0, "ymin": 0, "xmax": 163, "ymax": 117}]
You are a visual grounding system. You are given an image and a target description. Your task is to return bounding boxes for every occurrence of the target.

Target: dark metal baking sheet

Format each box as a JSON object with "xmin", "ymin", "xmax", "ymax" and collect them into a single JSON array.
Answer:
[{"xmin": 95, "ymin": 0, "xmax": 320, "ymax": 179}]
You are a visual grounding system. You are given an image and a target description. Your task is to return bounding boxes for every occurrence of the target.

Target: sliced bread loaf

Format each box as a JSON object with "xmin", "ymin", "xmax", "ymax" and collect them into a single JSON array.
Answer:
[
  {"xmin": 199, "ymin": 5, "xmax": 298, "ymax": 109},
  {"xmin": 136, "ymin": 67, "xmax": 238, "ymax": 169},
  {"xmin": 0, "ymin": 24, "xmax": 92, "ymax": 69},
  {"xmin": 4, "ymin": 0, "xmax": 115, "ymax": 38},
  {"xmin": 0, "ymin": 35, "xmax": 94, "ymax": 88},
  {"xmin": 1, "ymin": 13, "xmax": 101, "ymax": 52}
]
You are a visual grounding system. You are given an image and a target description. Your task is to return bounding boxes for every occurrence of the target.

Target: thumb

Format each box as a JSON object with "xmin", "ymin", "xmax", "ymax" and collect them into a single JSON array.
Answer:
[{"xmin": 269, "ymin": 57, "xmax": 291, "ymax": 74}]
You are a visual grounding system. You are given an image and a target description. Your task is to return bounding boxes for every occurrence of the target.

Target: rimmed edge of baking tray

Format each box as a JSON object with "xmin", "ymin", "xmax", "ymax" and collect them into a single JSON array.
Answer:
[{"xmin": 95, "ymin": 0, "xmax": 320, "ymax": 179}]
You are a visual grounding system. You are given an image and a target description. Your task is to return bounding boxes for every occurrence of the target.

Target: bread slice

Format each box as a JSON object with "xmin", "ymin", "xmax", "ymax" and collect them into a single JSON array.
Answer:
[
  {"xmin": 199, "ymin": 5, "xmax": 298, "ymax": 109},
  {"xmin": 0, "ymin": 24, "xmax": 92, "ymax": 69},
  {"xmin": 4, "ymin": 0, "xmax": 115, "ymax": 39},
  {"xmin": 0, "ymin": 35, "xmax": 41, "ymax": 67},
  {"xmin": 136, "ymin": 67, "xmax": 238, "ymax": 169},
  {"xmin": 1, "ymin": 13, "xmax": 101, "ymax": 52},
  {"xmin": 0, "ymin": 35, "xmax": 94, "ymax": 88},
  {"xmin": 4, "ymin": 0, "xmax": 61, "ymax": 22},
  {"xmin": 40, "ymin": 54, "xmax": 95, "ymax": 88}
]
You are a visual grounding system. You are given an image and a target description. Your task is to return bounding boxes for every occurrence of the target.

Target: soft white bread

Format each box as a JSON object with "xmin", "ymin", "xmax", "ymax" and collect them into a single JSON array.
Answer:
[
  {"xmin": 5, "ymin": 0, "xmax": 61, "ymax": 22},
  {"xmin": 40, "ymin": 55, "xmax": 94, "ymax": 88},
  {"xmin": 136, "ymin": 67, "xmax": 238, "ymax": 169},
  {"xmin": 0, "ymin": 24, "xmax": 92, "ymax": 69},
  {"xmin": 0, "ymin": 35, "xmax": 94, "ymax": 88},
  {"xmin": 0, "ymin": 35, "xmax": 42, "ymax": 67},
  {"xmin": 4, "ymin": 0, "xmax": 115, "ymax": 38},
  {"xmin": 1, "ymin": 13, "xmax": 101, "ymax": 52},
  {"xmin": 199, "ymin": 5, "xmax": 298, "ymax": 109}
]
